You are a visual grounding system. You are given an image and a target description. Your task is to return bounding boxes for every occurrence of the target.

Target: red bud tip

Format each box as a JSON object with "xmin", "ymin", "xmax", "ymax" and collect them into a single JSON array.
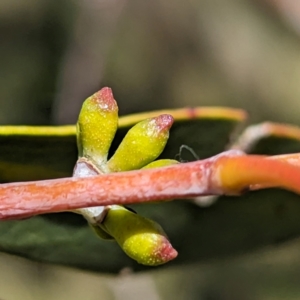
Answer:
[
  {"xmin": 154, "ymin": 114, "xmax": 174, "ymax": 132},
  {"xmin": 152, "ymin": 236, "xmax": 178, "ymax": 265},
  {"xmin": 91, "ymin": 87, "xmax": 118, "ymax": 112}
]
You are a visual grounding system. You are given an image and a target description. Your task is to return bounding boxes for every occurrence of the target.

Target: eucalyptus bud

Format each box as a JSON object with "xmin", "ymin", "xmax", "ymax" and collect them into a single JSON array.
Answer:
[
  {"xmin": 100, "ymin": 205, "xmax": 178, "ymax": 266},
  {"xmin": 142, "ymin": 159, "xmax": 179, "ymax": 169},
  {"xmin": 107, "ymin": 114, "xmax": 174, "ymax": 172},
  {"xmin": 77, "ymin": 87, "xmax": 118, "ymax": 169}
]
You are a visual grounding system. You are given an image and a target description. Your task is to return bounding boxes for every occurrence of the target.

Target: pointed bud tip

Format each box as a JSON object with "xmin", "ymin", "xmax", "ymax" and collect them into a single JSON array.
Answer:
[
  {"xmin": 91, "ymin": 87, "xmax": 118, "ymax": 112},
  {"xmin": 129, "ymin": 234, "xmax": 177, "ymax": 266},
  {"xmin": 155, "ymin": 114, "xmax": 174, "ymax": 132},
  {"xmin": 152, "ymin": 236, "xmax": 178, "ymax": 265}
]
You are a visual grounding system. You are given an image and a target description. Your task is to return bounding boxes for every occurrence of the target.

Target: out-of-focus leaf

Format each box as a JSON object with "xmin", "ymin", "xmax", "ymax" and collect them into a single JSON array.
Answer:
[
  {"xmin": 0, "ymin": 126, "xmax": 76, "ymax": 182},
  {"xmin": 0, "ymin": 107, "xmax": 245, "ymax": 182},
  {"xmin": 3, "ymin": 108, "xmax": 300, "ymax": 273}
]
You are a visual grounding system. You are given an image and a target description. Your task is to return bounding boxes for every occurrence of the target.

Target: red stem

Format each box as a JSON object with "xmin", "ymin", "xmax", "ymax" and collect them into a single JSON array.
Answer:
[
  {"xmin": 217, "ymin": 155, "xmax": 300, "ymax": 194},
  {"xmin": 1, "ymin": 150, "xmax": 300, "ymax": 220},
  {"xmin": 0, "ymin": 157, "xmax": 219, "ymax": 220}
]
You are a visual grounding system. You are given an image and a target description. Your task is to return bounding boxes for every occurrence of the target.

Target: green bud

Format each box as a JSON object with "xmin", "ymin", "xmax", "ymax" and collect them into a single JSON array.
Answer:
[
  {"xmin": 106, "ymin": 114, "xmax": 174, "ymax": 172},
  {"xmin": 77, "ymin": 87, "xmax": 118, "ymax": 168},
  {"xmin": 100, "ymin": 205, "xmax": 178, "ymax": 266},
  {"xmin": 142, "ymin": 159, "xmax": 179, "ymax": 169},
  {"xmin": 89, "ymin": 223, "xmax": 114, "ymax": 240},
  {"xmin": 75, "ymin": 92, "xmax": 176, "ymax": 265}
]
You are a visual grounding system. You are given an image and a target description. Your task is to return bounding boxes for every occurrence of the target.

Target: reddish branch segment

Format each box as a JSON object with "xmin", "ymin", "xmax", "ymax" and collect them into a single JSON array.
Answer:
[
  {"xmin": 1, "ymin": 150, "xmax": 300, "ymax": 220},
  {"xmin": 248, "ymin": 153, "xmax": 300, "ymax": 190},
  {"xmin": 217, "ymin": 155, "xmax": 300, "ymax": 193},
  {"xmin": 269, "ymin": 153, "xmax": 300, "ymax": 166},
  {"xmin": 0, "ymin": 156, "xmax": 219, "ymax": 220}
]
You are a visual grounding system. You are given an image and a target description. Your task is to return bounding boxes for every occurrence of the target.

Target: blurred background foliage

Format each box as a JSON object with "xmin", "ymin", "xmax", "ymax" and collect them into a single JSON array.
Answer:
[{"xmin": 1, "ymin": 0, "xmax": 300, "ymax": 299}]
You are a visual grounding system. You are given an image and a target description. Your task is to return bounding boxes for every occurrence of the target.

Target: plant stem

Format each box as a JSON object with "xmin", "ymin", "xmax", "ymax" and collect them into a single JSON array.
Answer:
[{"xmin": 1, "ymin": 150, "xmax": 300, "ymax": 220}]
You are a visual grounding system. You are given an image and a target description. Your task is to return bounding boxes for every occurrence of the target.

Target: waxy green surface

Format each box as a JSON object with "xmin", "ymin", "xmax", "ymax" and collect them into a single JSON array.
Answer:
[
  {"xmin": 76, "ymin": 88, "xmax": 118, "ymax": 169},
  {"xmin": 75, "ymin": 90, "xmax": 177, "ymax": 266}
]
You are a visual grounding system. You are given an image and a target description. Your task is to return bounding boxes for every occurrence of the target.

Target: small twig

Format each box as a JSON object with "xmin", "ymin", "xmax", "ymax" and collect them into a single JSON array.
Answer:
[{"xmin": 231, "ymin": 122, "xmax": 300, "ymax": 152}]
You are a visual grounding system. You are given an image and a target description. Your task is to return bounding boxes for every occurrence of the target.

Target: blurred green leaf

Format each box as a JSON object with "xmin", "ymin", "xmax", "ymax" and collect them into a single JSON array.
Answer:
[{"xmin": 2, "ymin": 109, "xmax": 300, "ymax": 273}]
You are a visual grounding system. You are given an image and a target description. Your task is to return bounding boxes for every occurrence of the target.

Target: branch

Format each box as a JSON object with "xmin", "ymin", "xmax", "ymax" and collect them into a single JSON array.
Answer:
[{"xmin": 1, "ymin": 150, "xmax": 300, "ymax": 220}]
